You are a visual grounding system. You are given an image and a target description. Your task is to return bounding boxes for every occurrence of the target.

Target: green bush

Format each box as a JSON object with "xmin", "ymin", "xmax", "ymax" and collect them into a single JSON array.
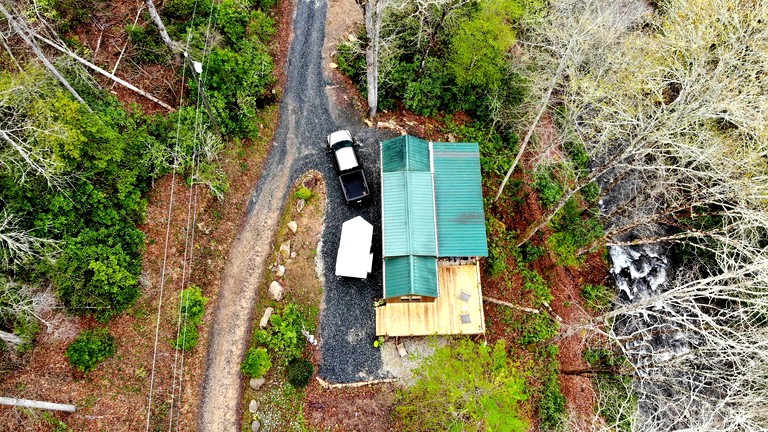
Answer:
[
  {"xmin": 395, "ymin": 339, "xmax": 529, "ymax": 431},
  {"xmin": 255, "ymin": 304, "xmax": 308, "ymax": 364},
  {"xmin": 582, "ymin": 284, "xmax": 613, "ymax": 311},
  {"xmin": 520, "ymin": 313, "xmax": 558, "ymax": 345},
  {"xmin": 125, "ymin": 23, "xmax": 171, "ymax": 64},
  {"xmin": 173, "ymin": 286, "xmax": 208, "ymax": 350},
  {"xmin": 336, "ymin": 42, "xmax": 366, "ymax": 83},
  {"xmin": 294, "ymin": 186, "xmax": 312, "ymax": 200},
  {"xmin": 521, "ymin": 268, "xmax": 552, "ymax": 305},
  {"xmin": 286, "ymin": 358, "xmax": 313, "ymax": 388},
  {"xmin": 547, "ymin": 198, "xmax": 604, "ymax": 267},
  {"xmin": 242, "ymin": 347, "xmax": 272, "ymax": 378},
  {"xmin": 534, "ymin": 169, "xmax": 564, "ymax": 208},
  {"xmin": 66, "ymin": 328, "xmax": 116, "ymax": 373},
  {"xmin": 538, "ymin": 370, "xmax": 566, "ymax": 430}
]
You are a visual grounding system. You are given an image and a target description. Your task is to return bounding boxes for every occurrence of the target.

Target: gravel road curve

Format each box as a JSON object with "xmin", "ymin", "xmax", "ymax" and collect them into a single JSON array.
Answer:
[{"xmin": 198, "ymin": 0, "xmax": 392, "ymax": 429}]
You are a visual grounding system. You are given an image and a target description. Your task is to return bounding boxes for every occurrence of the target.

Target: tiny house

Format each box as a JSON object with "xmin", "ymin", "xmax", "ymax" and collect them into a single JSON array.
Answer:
[{"xmin": 377, "ymin": 136, "xmax": 488, "ymax": 336}]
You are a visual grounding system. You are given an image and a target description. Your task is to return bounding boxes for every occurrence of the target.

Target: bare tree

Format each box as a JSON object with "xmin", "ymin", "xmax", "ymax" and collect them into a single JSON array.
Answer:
[{"xmin": 0, "ymin": 211, "xmax": 59, "ymax": 269}]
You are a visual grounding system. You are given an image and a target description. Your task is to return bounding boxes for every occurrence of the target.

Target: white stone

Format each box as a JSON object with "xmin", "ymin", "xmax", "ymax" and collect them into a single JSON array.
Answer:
[
  {"xmin": 397, "ymin": 343, "xmax": 408, "ymax": 358},
  {"xmin": 276, "ymin": 265, "xmax": 285, "ymax": 277},
  {"xmin": 249, "ymin": 377, "xmax": 265, "ymax": 390},
  {"xmin": 287, "ymin": 221, "xmax": 298, "ymax": 233},
  {"xmin": 329, "ymin": 62, "xmax": 338, "ymax": 69},
  {"xmin": 296, "ymin": 199, "xmax": 306, "ymax": 212},
  {"xmin": 259, "ymin": 307, "xmax": 274, "ymax": 329},
  {"xmin": 251, "ymin": 420, "xmax": 261, "ymax": 432},
  {"xmin": 279, "ymin": 241, "xmax": 291, "ymax": 259},
  {"xmin": 249, "ymin": 399, "xmax": 259, "ymax": 413},
  {"xmin": 290, "ymin": 251, "xmax": 297, "ymax": 259},
  {"xmin": 268, "ymin": 281, "xmax": 284, "ymax": 301}
]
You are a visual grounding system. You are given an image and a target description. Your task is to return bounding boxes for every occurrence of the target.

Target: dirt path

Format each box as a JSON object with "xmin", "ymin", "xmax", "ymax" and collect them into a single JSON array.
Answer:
[{"xmin": 197, "ymin": 0, "xmax": 347, "ymax": 429}]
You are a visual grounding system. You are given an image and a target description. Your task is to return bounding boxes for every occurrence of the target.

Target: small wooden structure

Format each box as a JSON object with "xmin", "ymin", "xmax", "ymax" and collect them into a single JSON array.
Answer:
[{"xmin": 376, "ymin": 261, "xmax": 485, "ymax": 336}]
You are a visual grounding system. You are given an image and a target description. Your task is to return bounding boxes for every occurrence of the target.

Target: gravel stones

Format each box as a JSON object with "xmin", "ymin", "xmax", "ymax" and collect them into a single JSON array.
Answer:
[
  {"xmin": 249, "ymin": 400, "xmax": 259, "ymax": 413},
  {"xmin": 268, "ymin": 281, "xmax": 284, "ymax": 301},
  {"xmin": 287, "ymin": 220, "xmax": 298, "ymax": 233},
  {"xmin": 279, "ymin": 241, "xmax": 291, "ymax": 259},
  {"xmin": 249, "ymin": 377, "xmax": 265, "ymax": 390},
  {"xmin": 259, "ymin": 307, "xmax": 274, "ymax": 329}
]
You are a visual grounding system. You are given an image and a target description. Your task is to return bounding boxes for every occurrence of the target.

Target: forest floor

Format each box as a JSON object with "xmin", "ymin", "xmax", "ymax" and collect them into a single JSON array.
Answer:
[{"xmin": 0, "ymin": 0, "xmax": 607, "ymax": 430}]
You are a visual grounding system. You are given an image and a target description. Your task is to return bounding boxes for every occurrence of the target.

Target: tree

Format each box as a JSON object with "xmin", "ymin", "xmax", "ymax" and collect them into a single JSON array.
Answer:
[{"xmin": 395, "ymin": 339, "xmax": 529, "ymax": 432}]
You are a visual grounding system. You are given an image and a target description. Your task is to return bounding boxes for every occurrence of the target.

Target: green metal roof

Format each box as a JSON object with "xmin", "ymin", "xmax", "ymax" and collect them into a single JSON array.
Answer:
[
  {"xmin": 382, "ymin": 136, "xmax": 431, "ymax": 173},
  {"xmin": 384, "ymin": 256, "xmax": 439, "ymax": 298},
  {"xmin": 433, "ymin": 143, "xmax": 489, "ymax": 257},
  {"xmin": 382, "ymin": 171, "xmax": 437, "ymax": 257}
]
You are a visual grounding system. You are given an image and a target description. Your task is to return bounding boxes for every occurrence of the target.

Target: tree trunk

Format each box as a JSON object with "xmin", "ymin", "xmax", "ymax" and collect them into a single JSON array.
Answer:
[
  {"xmin": 33, "ymin": 34, "xmax": 175, "ymax": 111},
  {"xmin": 494, "ymin": 38, "xmax": 574, "ymax": 202},
  {"xmin": 0, "ymin": 397, "xmax": 76, "ymax": 413},
  {"xmin": 0, "ymin": 330, "xmax": 23, "ymax": 347},
  {"xmin": 365, "ymin": 0, "xmax": 382, "ymax": 120},
  {"xmin": 0, "ymin": 3, "xmax": 91, "ymax": 112},
  {"xmin": 144, "ymin": 0, "xmax": 177, "ymax": 54}
]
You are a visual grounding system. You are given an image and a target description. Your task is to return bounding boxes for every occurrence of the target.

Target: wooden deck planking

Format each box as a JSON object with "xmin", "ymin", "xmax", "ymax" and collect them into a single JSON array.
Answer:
[{"xmin": 375, "ymin": 263, "xmax": 485, "ymax": 336}]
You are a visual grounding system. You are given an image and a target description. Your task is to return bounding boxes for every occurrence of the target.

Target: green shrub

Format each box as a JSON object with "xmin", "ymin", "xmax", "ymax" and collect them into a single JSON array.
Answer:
[
  {"xmin": 125, "ymin": 23, "xmax": 171, "ymax": 64},
  {"xmin": 173, "ymin": 286, "xmax": 208, "ymax": 350},
  {"xmin": 66, "ymin": 328, "xmax": 116, "ymax": 373},
  {"xmin": 336, "ymin": 42, "xmax": 366, "ymax": 82},
  {"xmin": 521, "ymin": 243, "xmax": 546, "ymax": 263},
  {"xmin": 286, "ymin": 358, "xmax": 313, "ymax": 388},
  {"xmin": 534, "ymin": 169, "xmax": 563, "ymax": 208},
  {"xmin": 395, "ymin": 339, "xmax": 529, "ymax": 432},
  {"xmin": 581, "ymin": 284, "xmax": 613, "ymax": 311},
  {"xmin": 242, "ymin": 347, "xmax": 272, "ymax": 378},
  {"xmin": 255, "ymin": 304, "xmax": 308, "ymax": 364},
  {"xmin": 547, "ymin": 198, "xmax": 604, "ymax": 267},
  {"xmin": 294, "ymin": 186, "xmax": 312, "ymax": 200},
  {"xmin": 521, "ymin": 268, "xmax": 552, "ymax": 305},
  {"xmin": 520, "ymin": 313, "xmax": 558, "ymax": 345},
  {"xmin": 538, "ymin": 370, "xmax": 566, "ymax": 430}
]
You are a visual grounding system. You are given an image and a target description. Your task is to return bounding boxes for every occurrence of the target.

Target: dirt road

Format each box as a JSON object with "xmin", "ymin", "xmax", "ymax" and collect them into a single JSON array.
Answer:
[{"xmin": 198, "ymin": 0, "xmax": 339, "ymax": 429}]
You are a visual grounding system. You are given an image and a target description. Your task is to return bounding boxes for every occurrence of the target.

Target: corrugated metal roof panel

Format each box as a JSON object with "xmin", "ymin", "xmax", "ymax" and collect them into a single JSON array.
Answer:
[
  {"xmin": 381, "ymin": 136, "xmax": 430, "ymax": 172},
  {"xmin": 432, "ymin": 143, "xmax": 489, "ymax": 257},
  {"xmin": 382, "ymin": 136, "xmax": 406, "ymax": 172},
  {"xmin": 382, "ymin": 172, "xmax": 436, "ymax": 257},
  {"xmin": 384, "ymin": 256, "xmax": 438, "ymax": 298}
]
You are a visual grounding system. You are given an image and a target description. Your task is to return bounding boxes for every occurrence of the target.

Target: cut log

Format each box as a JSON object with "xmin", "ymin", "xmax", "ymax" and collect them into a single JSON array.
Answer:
[
  {"xmin": 315, "ymin": 377, "xmax": 398, "ymax": 389},
  {"xmin": 483, "ymin": 296, "xmax": 540, "ymax": 314},
  {"xmin": 0, "ymin": 397, "xmax": 76, "ymax": 413},
  {"xmin": 32, "ymin": 34, "xmax": 175, "ymax": 111}
]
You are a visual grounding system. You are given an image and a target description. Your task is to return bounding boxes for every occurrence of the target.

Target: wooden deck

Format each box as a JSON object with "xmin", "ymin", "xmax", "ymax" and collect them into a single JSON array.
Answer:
[{"xmin": 375, "ymin": 263, "xmax": 485, "ymax": 336}]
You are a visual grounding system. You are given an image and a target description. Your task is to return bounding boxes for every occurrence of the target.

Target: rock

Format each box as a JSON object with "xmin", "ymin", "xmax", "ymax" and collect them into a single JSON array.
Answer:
[
  {"xmin": 251, "ymin": 420, "xmax": 261, "ymax": 432},
  {"xmin": 279, "ymin": 241, "xmax": 291, "ymax": 259},
  {"xmin": 397, "ymin": 343, "xmax": 408, "ymax": 358},
  {"xmin": 276, "ymin": 265, "xmax": 285, "ymax": 277},
  {"xmin": 329, "ymin": 62, "xmax": 338, "ymax": 69},
  {"xmin": 290, "ymin": 251, "xmax": 297, "ymax": 259},
  {"xmin": 249, "ymin": 377, "xmax": 265, "ymax": 390},
  {"xmin": 269, "ymin": 281, "xmax": 284, "ymax": 301},
  {"xmin": 287, "ymin": 221, "xmax": 298, "ymax": 233},
  {"xmin": 348, "ymin": 33, "xmax": 358, "ymax": 42},
  {"xmin": 296, "ymin": 199, "xmax": 306, "ymax": 212},
  {"xmin": 363, "ymin": 119, "xmax": 373, "ymax": 127},
  {"xmin": 249, "ymin": 399, "xmax": 259, "ymax": 413},
  {"xmin": 259, "ymin": 307, "xmax": 274, "ymax": 329}
]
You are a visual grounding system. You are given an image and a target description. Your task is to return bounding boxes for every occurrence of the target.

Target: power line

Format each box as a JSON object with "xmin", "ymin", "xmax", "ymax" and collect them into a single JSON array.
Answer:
[{"xmin": 144, "ymin": 1, "xmax": 202, "ymax": 430}]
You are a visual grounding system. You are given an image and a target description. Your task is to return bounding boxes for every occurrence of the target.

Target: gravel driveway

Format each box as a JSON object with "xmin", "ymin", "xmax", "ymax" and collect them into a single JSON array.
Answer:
[{"xmin": 198, "ymin": 0, "xmax": 392, "ymax": 429}]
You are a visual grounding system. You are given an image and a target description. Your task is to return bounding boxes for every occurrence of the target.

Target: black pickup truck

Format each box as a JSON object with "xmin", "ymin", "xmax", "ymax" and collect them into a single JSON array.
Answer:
[{"xmin": 326, "ymin": 130, "xmax": 370, "ymax": 204}]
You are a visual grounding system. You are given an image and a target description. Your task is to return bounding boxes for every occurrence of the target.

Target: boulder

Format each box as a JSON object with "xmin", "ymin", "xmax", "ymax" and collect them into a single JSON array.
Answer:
[
  {"xmin": 259, "ymin": 307, "xmax": 274, "ymax": 329},
  {"xmin": 279, "ymin": 241, "xmax": 291, "ymax": 259},
  {"xmin": 249, "ymin": 399, "xmax": 259, "ymax": 413},
  {"xmin": 275, "ymin": 265, "xmax": 286, "ymax": 277},
  {"xmin": 269, "ymin": 281, "xmax": 284, "ymax": 301},
  {"xmin": 287, "ymin": 221, "xmax": 298, "ymax": 234},
  {"xmin": 249, "ymin": 377, "xmax": 265, "ymax": 390},
  {"xmin": 251, "ymin": 420, "xmax": 261, "ymax": 432}
]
